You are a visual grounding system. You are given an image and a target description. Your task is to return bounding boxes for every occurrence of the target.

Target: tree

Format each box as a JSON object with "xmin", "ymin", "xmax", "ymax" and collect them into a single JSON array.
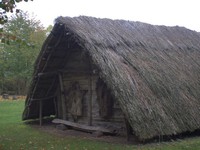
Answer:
[
  {"xmin": 0, "ymin": 11, "xmax": 46, "ymax": 95},
  {"xmin": 0, "ymin": 0, "xmax": 33, "ymax": 25}
]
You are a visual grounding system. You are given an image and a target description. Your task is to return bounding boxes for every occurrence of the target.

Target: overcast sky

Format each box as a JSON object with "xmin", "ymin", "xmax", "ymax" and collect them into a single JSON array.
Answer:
[{"xmin": 17, "ymin": 0, "xmax": 200, "ymax": 31}]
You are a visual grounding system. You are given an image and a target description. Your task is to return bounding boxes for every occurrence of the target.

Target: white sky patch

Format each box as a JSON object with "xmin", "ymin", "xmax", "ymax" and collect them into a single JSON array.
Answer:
[{"xmin": 16, "ymin": 0, "xmax": 200, "ymax": 31}]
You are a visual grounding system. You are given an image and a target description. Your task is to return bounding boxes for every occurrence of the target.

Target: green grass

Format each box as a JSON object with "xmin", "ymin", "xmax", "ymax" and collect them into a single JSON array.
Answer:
[{"xmin": 1, "ymin": 100, "xmax": 200, "ymax": 150}]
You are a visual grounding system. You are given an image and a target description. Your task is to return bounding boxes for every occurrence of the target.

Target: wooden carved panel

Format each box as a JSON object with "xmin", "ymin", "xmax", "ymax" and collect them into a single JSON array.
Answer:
[{"xmin": 66, "ymin": 81, "xmax": 87, "ymax": 122}]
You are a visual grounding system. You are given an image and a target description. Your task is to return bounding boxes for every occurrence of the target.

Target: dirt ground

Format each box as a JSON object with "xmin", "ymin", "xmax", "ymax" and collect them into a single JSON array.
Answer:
[{"xmin": 30, "ymin": 122, "xmax": 136, "ymax": 145}]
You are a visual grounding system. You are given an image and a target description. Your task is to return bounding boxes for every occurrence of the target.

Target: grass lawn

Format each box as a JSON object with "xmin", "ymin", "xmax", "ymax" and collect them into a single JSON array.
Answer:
[{"xmin": 1, "ymin": 100, "xmax": 200, "ymax": 150}]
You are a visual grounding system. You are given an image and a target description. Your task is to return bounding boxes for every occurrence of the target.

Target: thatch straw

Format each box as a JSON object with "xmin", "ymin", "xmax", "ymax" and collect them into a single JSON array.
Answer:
[{"xmin": 23, "ymin": 16, "xmax": 200, "ymax": 140}]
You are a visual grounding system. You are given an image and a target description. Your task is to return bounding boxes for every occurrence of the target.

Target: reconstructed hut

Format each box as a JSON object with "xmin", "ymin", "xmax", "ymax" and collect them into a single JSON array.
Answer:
[{"xmin": 23, "ymin": 16, "xmax": 200, "ymax": 141}]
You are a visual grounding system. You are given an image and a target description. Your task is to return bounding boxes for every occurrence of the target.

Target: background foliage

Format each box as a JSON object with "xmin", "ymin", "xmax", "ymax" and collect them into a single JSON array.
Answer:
[
  {"xmin": 0, "ymin": 0, "xmax": 32, "ymax": 24},
  {"xmin": 0, "ymin": 11, "xmax": 49, "ymax": 95}
]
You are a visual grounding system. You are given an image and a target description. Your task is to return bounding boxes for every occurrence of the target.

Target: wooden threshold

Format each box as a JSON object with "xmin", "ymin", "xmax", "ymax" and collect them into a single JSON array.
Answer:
[{"xmin": 52, "ymin": 118, "xmax": 116, "ymax": 134}]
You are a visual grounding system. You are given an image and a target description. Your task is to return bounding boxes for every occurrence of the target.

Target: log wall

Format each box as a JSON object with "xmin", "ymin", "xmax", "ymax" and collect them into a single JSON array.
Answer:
[{"xmin": 56, "ymin": 49, "xmax": 126, "ymax": 134}]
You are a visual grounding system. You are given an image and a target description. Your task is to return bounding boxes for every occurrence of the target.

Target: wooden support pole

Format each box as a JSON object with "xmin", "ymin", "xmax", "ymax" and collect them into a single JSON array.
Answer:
[
  {"xmin": 125, "ymin": 118, "xmax": 132, "ymax": 141},
  {"xmin": 58, "ymin": 73, "xmax": 67, "ymax": 120},
  {"xmin": 53, "ymin": 97, "xmax": 58, "ymax": 118},
  {"xmin": 39, "ymin": 100, "xmax": 43, "ymax": 126},
  {"xmin": 88, "ymin": 73, "xmax": 93, "ymax": 126}
]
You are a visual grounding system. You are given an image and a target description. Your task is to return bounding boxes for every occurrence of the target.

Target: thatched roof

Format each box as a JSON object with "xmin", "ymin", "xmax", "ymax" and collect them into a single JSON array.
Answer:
[{"xmin": 23, "ymin": 16, "xmax": 200, "ymax": 140}]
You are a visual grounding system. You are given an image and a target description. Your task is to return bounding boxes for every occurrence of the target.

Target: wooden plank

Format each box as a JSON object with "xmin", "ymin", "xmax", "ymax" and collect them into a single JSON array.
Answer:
[
  {"xmin": 58, "ymin": 73, "xmax": 67, "ymax": 120},
  {"xmin": 88, "ymin": 74, "xmax": 93, "ymax": 126},
  {"xmin": 92, "ymin": 117, "xmax": 125, "ymax": 122},
  {"xmin": 39, "ymin": 100, "xmax": 43, "ymax": 126},
  {"xmin": 56, "ymin": 88, "xmax": 63, "ymax": 119},
  {"xmin": 37, "ymin": 71, "xmax": 57, "ymax": 77},
  {"xmin": 31, "ymin": 95, "xmax": 55, "ymax": 101},
  {"xmin": 52, "ymin": 119, "xmax": 116, "ymax": 134},
  {"xmin": 61, "ymin": 70, "xmax": 92, "ymax": 75},
  {"xmin": 63, "ymin": 77, "xmax": 90, "ymax": 82}
]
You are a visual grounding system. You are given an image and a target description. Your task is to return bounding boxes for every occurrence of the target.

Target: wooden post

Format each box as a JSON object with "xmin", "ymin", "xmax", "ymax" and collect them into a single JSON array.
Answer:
[
  {"xmin": 88, "ymin": 73, "xmax": 93, "ymax": 126},
  {"xmin": 58, "ymin": 73, "xmax": 67, "ymax": 120},
  {"xmin": 39, "ymin": 100, "xmax": 43, "ymax": 126},
  {"xmin": 53, "ymin": 97, "xmax": 58, "ymax": 118},
  {"xmin": 125, "ymin": 118, "xmax": 132, "ymax": 141}
]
